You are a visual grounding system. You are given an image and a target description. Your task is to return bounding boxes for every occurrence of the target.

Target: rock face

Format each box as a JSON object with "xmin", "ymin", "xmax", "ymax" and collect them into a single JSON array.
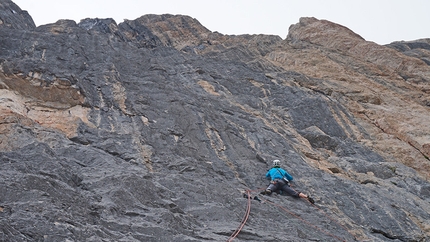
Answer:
[{"xmin": 1, "ymin": 1, "xmax": 430, "ymax": 241}]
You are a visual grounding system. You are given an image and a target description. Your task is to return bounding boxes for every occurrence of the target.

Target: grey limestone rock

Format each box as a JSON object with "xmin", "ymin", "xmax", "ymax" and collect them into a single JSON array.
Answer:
[{"xmin": 1, "ymin": 1, "xmax": 430, "ymax": 241}]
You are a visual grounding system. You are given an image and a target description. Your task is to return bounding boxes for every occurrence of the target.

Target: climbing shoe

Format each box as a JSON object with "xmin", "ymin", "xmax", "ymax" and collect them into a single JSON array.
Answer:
[
  {"xmin": 260, "ymin": 189, "xmax": 272, "ymax": 195},
  {"xmin": 307, "ymin": 196, "xmax": 315, "ymax": 204}
]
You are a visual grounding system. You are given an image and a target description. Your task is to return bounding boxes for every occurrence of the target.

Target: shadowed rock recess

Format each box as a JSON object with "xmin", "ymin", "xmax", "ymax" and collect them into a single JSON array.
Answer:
[{"xmin": 1, "ymin": 1, "xmax": 430, "ymax": 241}]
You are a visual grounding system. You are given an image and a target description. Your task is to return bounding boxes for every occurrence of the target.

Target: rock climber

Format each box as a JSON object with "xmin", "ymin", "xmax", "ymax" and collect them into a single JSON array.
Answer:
[{"xmin": 261, "ymin": 159, "xmax": 315, "ymax": 204}]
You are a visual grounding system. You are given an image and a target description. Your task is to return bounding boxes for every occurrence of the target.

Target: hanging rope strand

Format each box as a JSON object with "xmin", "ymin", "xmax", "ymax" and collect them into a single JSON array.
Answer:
[{"xmin": 227, "ymin": 190, "xmax": 252, "ymax": 242}]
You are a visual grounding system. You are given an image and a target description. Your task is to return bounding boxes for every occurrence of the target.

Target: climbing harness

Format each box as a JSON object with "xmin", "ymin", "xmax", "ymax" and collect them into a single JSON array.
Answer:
[{"xmin": 276, "ymin": 168, "xmax": 290, "ymax": 184}]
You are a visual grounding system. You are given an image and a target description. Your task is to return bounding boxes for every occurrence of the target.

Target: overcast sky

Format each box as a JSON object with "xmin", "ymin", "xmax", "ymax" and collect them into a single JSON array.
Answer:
[{"xmin": 13, "ymin": 0, "xmax": 430, "ymax": 45}]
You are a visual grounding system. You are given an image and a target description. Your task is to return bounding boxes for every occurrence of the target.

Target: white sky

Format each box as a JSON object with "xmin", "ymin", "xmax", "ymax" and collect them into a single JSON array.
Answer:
[{"xmin": 12, "ymin": 0, "xmax": 430, "ymax": 45}]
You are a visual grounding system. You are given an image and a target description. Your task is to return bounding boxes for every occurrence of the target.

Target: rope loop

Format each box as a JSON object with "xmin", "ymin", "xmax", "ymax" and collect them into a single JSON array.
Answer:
[{"xmin": 227, "ymin": 190, "xmax": 252, "ymax": 242}]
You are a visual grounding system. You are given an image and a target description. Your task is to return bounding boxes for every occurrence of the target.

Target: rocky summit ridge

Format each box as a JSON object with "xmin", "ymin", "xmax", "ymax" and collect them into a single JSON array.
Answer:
[{"xmin": 1, "ymin": 1, "xmax": 430, "ymax": 241}]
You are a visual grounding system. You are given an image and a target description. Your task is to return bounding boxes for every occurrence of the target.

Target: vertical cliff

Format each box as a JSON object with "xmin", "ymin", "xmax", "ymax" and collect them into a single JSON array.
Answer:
[{"xmin": 1, "ymin": 1, "xmax": 430, "ymax": 241}]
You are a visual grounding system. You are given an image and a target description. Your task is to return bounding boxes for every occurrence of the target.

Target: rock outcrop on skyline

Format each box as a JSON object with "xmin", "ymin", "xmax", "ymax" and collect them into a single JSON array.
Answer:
[{"xmin": 1, "ymin": 1, "xmax": 430, "ymax": 241}]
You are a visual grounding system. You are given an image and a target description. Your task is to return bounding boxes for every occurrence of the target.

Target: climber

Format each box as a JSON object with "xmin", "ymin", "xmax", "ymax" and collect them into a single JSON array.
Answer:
[{"xmin": 261, "ymin": 159, "xmax": 315, "ymax": 204}]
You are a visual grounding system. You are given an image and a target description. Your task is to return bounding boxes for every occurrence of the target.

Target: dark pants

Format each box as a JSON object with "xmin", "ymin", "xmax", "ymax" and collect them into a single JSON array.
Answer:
[{"xmin": 267, "ymin": 179, "xmax": 300, "ymax": 197}]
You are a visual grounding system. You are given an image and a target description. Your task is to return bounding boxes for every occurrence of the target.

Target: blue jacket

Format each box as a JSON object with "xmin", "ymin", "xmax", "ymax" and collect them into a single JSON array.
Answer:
[{"xmin": 266, "ymin": 167, "xmax": 294, "ymax": 181}]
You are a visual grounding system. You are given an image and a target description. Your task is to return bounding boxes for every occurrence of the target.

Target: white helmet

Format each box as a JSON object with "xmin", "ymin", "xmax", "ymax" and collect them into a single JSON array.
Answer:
[{"xmin": 273, "ymin": 160, "xmax": 281, "ymax": 167}]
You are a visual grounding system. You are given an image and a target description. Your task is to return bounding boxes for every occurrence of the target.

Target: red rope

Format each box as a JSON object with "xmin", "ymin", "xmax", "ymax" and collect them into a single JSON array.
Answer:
[
  {"xmin": 307, "ymin": 200, "xmax": 355, "ymax": 239},
  {"xmin": 227, "ymin": 190, "xmax": 252, "ymax": 242},
  {"xmin": 227, "ymin": 186, "xmax": 355, "ymax": 241},
  {"xmin": 260, "ymin": 196, "xmax": 346, "ymax": 241},
  {"xmin": 288, "ymin": 185, "xmax": 355, "ymax": 240}
]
